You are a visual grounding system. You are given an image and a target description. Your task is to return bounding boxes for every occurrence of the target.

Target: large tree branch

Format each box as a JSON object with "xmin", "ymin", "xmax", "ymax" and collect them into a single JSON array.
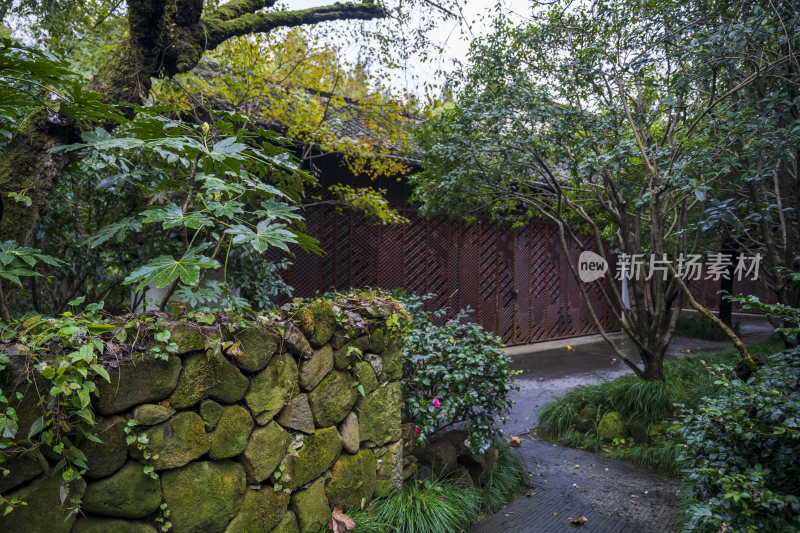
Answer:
[
  {"xmin": 211, "ymin": 0, "xmax": 279, "ymax": 22},
  {"xmin": 202, "ymin": 2, "xmax": 386, "ymax": 53}
]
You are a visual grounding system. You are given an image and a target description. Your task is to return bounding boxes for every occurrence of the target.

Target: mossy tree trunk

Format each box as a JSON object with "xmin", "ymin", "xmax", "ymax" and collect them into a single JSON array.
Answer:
[{"xmin": 0, "ymin": 0, "xmax": 384, "ymax": 246}]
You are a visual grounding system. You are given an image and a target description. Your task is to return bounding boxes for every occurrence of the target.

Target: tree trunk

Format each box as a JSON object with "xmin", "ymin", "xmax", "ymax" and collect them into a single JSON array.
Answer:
[
  {"xmin": 640, "ymin": 351, "xmax": 665, "ymax": 381},
  {"xmin": 0, "ymin": 0, "xmax": 384, "ymax": 247}
]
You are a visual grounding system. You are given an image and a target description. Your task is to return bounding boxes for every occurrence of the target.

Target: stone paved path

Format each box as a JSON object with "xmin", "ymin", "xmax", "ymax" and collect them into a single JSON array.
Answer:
[{"xmin": 471, "ymin": 314, "xmax": 774, "ymax": 533}]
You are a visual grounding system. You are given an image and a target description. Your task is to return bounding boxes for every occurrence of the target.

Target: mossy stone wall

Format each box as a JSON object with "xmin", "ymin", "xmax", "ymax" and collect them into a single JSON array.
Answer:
[{"xmin": 0, "ymin": 299, "xmax": 404, "ymax": 533}]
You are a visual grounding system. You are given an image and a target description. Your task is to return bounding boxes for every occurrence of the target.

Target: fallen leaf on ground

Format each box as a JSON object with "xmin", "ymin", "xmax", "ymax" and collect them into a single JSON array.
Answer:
[
  {"xmin": 569, "ymin": 516, "xmax": 588, "ymax": 525},
  {"xmin": 509, "ymin": 435, "xmax": 522, "ymax": 447},
  {"xmin": 328, "ymin": 506, "xmax": 355, "ymax": 533}
]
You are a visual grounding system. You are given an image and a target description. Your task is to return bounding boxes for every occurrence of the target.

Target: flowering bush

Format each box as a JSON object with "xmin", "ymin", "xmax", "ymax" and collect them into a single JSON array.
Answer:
[
  {"xmin": 677, "ymin": 349, "xmax": 800, "ymax": 531},
  {"xmin": 393, "ymin": 291, "xmax": 518, "ymax": 453}
]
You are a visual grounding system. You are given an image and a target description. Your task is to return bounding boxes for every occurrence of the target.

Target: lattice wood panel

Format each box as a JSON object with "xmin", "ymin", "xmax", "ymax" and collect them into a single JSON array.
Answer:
[{"xmin": 288, "ymin": 206, "xmax": 619, "ymax": 345}]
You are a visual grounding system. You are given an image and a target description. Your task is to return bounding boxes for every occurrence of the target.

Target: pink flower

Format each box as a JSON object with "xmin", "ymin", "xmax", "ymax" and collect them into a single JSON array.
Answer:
[
  {"xmin": 432, "ymin": 398, "xmax": 441, "ymax": 409},
  {"xmin": 414, "ymin": 426, "xmax": 420, "ymax": 435},
  {"xmin": 438, "ymin": 497, "xmax": 445, "ymax": 500}
]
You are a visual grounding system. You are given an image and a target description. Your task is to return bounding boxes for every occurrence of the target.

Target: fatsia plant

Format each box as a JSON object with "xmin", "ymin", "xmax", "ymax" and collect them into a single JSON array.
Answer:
[{"xmin": 53, "ymin": 110, "xmax": 318, "ymax": 312}]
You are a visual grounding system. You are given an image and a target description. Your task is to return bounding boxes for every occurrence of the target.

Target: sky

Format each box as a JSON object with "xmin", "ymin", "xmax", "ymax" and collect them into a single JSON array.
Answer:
[{"xmin": 282, "ymin": 0, "xmax": 538, "ymax": 96}]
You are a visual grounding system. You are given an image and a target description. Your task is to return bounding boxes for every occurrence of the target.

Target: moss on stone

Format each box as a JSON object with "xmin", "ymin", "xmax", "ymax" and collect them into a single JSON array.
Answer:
[
  {"xmin": 298, "ymin": 344, "xmax": 334, "ymax": 391},
  {"xmin": 161, "ymin": 461, "xmax": 246, "ymax": 533},
  {"xmin": 333, "ymin": 336, "xmax": 371, "ymax": 370},
  {"xmin": 324, "ymin": 449, "xmax": 377, "ymax": 510},
  {"xmin": 168, "ymin": 322, "xmax": 214, "ymax": 354},
  {"xmin": 169, "ymin": 352, "xmax": 249, "ymax": 409},
  {"xmin": 308, "ymin": 303, "xmax": 336, "ymax": 347},
  {"xmin": 82, "ymin": 415, "xmax": 128, "ymax": 479},
  {"xmin": 598, "ymin": 411, "xmax": 629, "ymax": 440},
  {"xmin": 289, "ymin": 478, "xmax": 330, "ymax": 533},
  {"xmin": 0, "ymin": 473, "xmax": 86, "ymax": 533},
  {"xmin": 83, "ymin": 460, "xmax": 161, "ymax": 518},
  {"xmin": 369, "ymin": 327, "xmax": 385, "ymax": 353},
  {"xmin": 242, "ymin": 422, "xmax": 292, "ymax": 483},
  {"xmin": 273, "ymin": 510, "xmax": 300, "ymax": 533},
  {"xmin": 199, "ymin": 399, "xmax": 223, "ymax": 430},
  {"xmin": 276, "ymin": 393, "xmax": 315, "ymax": 434},
  {"xmin": 352, "ymin": 361, "xmax": 378, "ymax": 396},
  {"xmin": 294, "ymin": 307, "xmax": 315, "ymax": 338},
  {"xmin": 283, "ymin": 426, "xmax": 342, "ymax": 490},
  {"xmin": 373, "ymin": 441, "xmax": 403, "ymax": 497},
  {"xmin": 95, "ymin": 355, "xmax": 182, "ymax": 415},
  {"xmin": 380, "ymin": 338, "xmax": 403, "ymax": 382},
  {"xmin": 73, "ymin": 518, "xmax": 157, "ymax": 533},
  {"xmin": 233, "ymin": 325, "xmax": 278, "ymax": 372},
  {"xmin": 245, "ymin": 352, "xmax": 298, "ymax": 424},
  {"xmin": 307, "ymin": 370, "xmax": 357, "ymax": 428},
  {"xmin": 132, "ymin": 404, "xmax": 175, "ymax": 426},
  {"xmin": 357, "ymin": 383, "xmax": 402, "ymax": 445},
  {"xmin": 224, "ymin": 488, "xmax": 289, "ymax": 532},
  {"xmin": 129, "ymin": 411, "xmax": 209, "ymax": 470},
  {"xmin": 209, "ymin": 405, "xmax": 254, "ymax": 460}
]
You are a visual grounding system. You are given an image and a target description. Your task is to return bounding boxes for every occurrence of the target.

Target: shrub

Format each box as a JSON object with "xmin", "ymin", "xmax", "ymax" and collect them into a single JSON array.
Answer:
[
  {"xmin": 392, "ymin": 291, "xmax": 519, "ymax": 453},
  {"xmin": 677, "ymin": 349, "xmax": 800, "ymax": 532}
]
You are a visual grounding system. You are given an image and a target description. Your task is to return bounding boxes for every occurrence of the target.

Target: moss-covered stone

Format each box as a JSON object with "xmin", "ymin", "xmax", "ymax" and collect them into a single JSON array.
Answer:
[
  {"xmin": 162, "ymin": 461, "xmax": 246, "ymax": 533},
  {"xmin": 294, "ymin": 307, "xmax": 315, "ymax": 338},
  {"xmin": 232, "ymin": 326, "xmax": 278, "ymax": 372},
  {"xmin": 276, "ymin": 393, "xmax": 315, "ymax": 434},
  {"xmin": 209, "ymin": 405, "xmax": 254, "ymax": 460},
  {"xmin": 168, "ymin": 322, "xmax": 216, "ymax": 354},
  {"xmin": 273, "ymin": 510, "xmax": 300, "ymax": 533},
  {"xmin": 575, "ymin": 405, "xmax": 598, "ymax": 433},
  {"xmin": 308, "ymin": 303, "xmax": 336, "ymax": 347},
  {"xmin": 324, "ymin": 449, "xmax": 377, "ymax": 509},
  {"xmin": 82, "ymin": 415, "xmax": 128, "ymax": 479},
  {"xmin": 0, "ymin": 473, "xmax": 86, "ymax": 533},
  {"xmin": 338, "ymin": 412, "xmax": 359, "ymax": 454},
  {"xmin": 224, "ymin": 488, "xmax": 289, "ymax": 533},
  {"xmin": 242, "ymin": 422, "xmax": 292, "ymax": 483},
  {"xmin": 282, "ymin": 322, "xmax": 313, "ymax": 359},
  {"xmin": 628, "ymin": 418, "xmax": 650, "ymax": 445},
  {"xmin": 129, "ymin": 412, "xmax": 209, "ymax": 469},
  {"xmin": 283, "ymin": 426, "xmax": 342, "ymax": 490},
  {"xmin": 245, "ymin": 352, "xmax": 298, "ymax": 424},
  {"xmin": 598, "ymin": 411, "xmax": 629, "ymax": 440},
  {"xmin": 133, "ymin": 404, "xmax": 175, "ymax": 426},
  {"xmin": 83, "ymin": 460, "xmax": 161, "ymax": 518},
  {"xmin": 330, "ymin": 327, "xmax": 359, "ymax": 350},
  {"xmin": 380, "ymin": 337, "xmax": 403, "ymax": 382},
  {"xmin": 332, "ymin": 336, "xmax": 370, "ymax": 370},
  {"xmin": 373, "ymin": 441, "xmax": 403, "ymax": 496},
  {"xmin": 298, "ymin": 345, "xmax": 333, "ymax": 391},
  {"xmin": 369, "ymin": 327, "xmax": 385, "ymax": 353},
  {"xmin": 95, "ymin": 355, "xmax": 182, "ymax": 415},
  {"xmin": 307, "ymin": 370, "xmax": 357, "ymax": 428},
  {"xmin": 199, "ymin": 399, "xmax": 223, "ymax": 430},
  {"xmin": 73, "ymin": 518, "xmax": 157, "ymax": 533},
  {"xmin": 358, "ymin": 383, "xmax": 402, "ymax": 445},
  {"xmin": 290, "ymin": 478, "xmax": 330, "ymax": 533},
  {"xmin": 352, "ymin": 360, "xmax": 378, "ymax": 396},
  {"xmin": 2, "ymin": 351, "xmax": 48, "ymax": 439},
  {"xmin": 0, "ymin": 450, "xmax": 43, "ymax": 493},
  {"xmin": 169, "ymin": 352, "xmax": 249, "ymax": 409}
]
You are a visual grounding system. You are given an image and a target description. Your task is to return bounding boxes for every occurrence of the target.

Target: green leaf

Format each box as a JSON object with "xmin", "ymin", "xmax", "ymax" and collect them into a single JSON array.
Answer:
[
  {"xmin": 141, "ymin": 204, "xmax": 213, "ymax": 230},
  {"xmin": 27, "ymin": 416, "xmax": 45, "ymax": 439},
  {"xmin": 86, "ymin": 323, "xmax": 117, "ymax": 334},
  {"xmin": 123, "ymin": 249, "xmax": 221, "ymax": 290},
  {"xmin": 85, "ymin": 217, "xmax": 143, "ymax": 248}
]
